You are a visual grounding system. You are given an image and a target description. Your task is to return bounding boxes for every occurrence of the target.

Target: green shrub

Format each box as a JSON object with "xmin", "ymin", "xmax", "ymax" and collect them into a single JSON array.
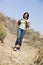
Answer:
[{"xmin": 0, "ymin": 27, "xmax": 6, "ymax": 43}]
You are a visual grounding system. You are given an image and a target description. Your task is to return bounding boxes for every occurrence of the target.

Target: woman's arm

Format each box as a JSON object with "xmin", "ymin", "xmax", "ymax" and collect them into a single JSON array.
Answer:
[
  {"xmin": 26, "ymin": 21, "xmax": 30, "ymax": 28},
  {"xmin": 17, "ymin": 20, "xmax": 21, "ymax": 26}
]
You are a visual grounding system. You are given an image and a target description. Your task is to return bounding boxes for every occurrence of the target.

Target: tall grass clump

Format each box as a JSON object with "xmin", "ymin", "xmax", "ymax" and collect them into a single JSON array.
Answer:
[{"xmin": 0, "ymin": 23, "xmax": 6, "ymax": 43}]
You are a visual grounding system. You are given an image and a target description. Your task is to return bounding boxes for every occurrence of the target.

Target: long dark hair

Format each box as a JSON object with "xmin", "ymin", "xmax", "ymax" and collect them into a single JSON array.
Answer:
[{"xmin": 23, "ymin": 12, "xmax": 29, "ymax": 19}]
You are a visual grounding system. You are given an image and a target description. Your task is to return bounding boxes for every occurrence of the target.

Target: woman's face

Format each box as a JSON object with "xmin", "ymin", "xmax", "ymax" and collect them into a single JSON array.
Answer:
[{"xmin": 24, "ymin": 13, "xmax": 28, "ymax": 19}]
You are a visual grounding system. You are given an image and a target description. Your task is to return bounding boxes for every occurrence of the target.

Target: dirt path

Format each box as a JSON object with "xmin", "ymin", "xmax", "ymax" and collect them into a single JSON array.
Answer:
[{"xmin": 0, "ymin": 31, "xmax": 39, "ymax": 65}]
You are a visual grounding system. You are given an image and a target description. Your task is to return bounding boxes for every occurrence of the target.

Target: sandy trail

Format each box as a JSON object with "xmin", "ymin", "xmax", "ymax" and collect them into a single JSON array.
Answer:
[{"xmin": 0, "ymin": 31, "xmax": 39, "ymax": 65}]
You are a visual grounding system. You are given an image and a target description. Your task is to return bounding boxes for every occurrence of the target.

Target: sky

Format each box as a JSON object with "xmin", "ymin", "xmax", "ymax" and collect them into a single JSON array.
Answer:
[{"xmin": 0, "ymin": 0, "xmax": 43, "ymax": 35}]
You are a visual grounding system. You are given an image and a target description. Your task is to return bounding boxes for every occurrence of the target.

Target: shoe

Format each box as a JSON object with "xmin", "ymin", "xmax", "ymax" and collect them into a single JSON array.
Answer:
[
  {"xmin": 16, "ymin": 47, "xmax": 20, "ymax": 50},
  {"xmin": 13, "ymin": 47, "xmax": 17, "ymax": 51},
  {"xmin": 13, "ymin": 47, "xmax": 20, "ymax": 51}
]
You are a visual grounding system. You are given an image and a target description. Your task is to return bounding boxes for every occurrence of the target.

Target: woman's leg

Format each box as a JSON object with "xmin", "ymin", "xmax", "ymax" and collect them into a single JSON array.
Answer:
[
  {"xmin": 15, "ymin": 28, "xmax": 21, "ymax": 46},
  {"xmin": 14, "ymin": 28, "xmax": 26, "ymax": 51},
  {"xmin": 19, "ymin": 29, "xmax": 26, "ymax": 46}
]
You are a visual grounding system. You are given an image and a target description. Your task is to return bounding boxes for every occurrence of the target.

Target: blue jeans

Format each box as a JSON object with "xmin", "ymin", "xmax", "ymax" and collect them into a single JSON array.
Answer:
[{"xmin": 15, "ymin": 28, "xmax": 26, "ymax": 46}]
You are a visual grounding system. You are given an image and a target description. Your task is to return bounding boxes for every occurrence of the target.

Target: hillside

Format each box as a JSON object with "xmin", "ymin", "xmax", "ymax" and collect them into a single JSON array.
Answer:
[
  {"xmin": 0, "ymin": 12, "xmax": 17, "ymax": 34},
  {"xmin": 0, "ymin": 12, "xmax": 43, "ymax": 65},
  {"xmin": 0, "ymin": 12, "xmax": 43, "ymax": 47},
  {"xmin": 0, "ymin": 30, "xmax": 39, "ymax": 65}
]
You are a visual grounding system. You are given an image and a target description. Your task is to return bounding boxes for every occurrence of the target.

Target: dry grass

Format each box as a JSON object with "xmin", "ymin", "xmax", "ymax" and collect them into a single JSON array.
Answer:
[{"xmin": 0, "ymin": 12, "xmax": 43, "ymax": 65}]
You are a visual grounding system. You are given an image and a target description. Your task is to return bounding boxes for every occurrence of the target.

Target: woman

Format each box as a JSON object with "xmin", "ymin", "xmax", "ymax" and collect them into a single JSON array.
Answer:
[{"xmin": 13, "ymin": 12, "xmax": 30, "ymax": 51}]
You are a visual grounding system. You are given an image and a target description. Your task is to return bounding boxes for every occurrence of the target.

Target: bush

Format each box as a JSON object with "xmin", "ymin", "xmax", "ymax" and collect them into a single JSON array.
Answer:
[{"xmin": 0, "ymin": 27, "xmax": 6, "ymax": 43}]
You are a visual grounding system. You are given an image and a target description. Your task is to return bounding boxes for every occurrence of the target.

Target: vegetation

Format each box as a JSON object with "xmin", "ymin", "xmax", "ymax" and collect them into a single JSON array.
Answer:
[
  {"xmin": 0, "ymin": 28, "xmax": 6, "ymax": 43},
  {"xmin": 0, "ymin": 20, "xmax": 6, "ymax": 43}
]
